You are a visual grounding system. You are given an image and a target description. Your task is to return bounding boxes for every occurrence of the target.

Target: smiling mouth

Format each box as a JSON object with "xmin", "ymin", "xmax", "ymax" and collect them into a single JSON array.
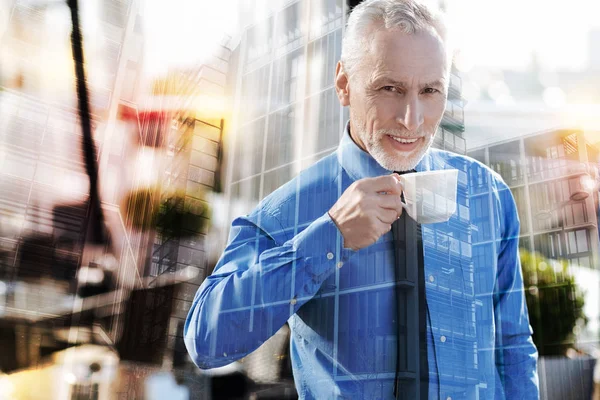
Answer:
[
  {"xmin": 389, "ymin": 136, "xmax": 419, "ymax": 144},
  {"xmin": 385, "ymin": 134, "xmax": 423, "ymax": 151}
]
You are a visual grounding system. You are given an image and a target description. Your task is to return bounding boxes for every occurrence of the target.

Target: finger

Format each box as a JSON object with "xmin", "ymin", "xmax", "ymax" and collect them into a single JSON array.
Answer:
[
  {"xmin": 377, "ymin": 208, "xmax": 400, "ymax": 225},
  {"xmin": 377, "ymin": 220, "xmax": 393, "ymax": 235},
  {"xmin": 363, "ymin": 174, "xmax": 403, "ymax": 195},
  {"xmin": 377, "ymin": 193, "xmax": 404, "ymax": 211}
]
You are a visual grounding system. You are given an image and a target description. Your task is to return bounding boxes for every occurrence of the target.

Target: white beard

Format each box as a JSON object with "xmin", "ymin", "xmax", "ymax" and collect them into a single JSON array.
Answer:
[{"xmin": 353, "ymin": 120, "xmax": 435, "ymax": 172}]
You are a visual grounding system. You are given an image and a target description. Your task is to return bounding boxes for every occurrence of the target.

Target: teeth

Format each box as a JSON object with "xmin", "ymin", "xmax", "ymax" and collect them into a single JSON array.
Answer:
[{"xmin": 391, "ymin": 136, "xmax": 418, "ymax": 144}]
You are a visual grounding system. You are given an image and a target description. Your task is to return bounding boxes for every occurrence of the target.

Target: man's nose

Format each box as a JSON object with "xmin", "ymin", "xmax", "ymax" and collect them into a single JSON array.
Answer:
[{"xmin": 397, "ymin": 97, "xmax": 424, "ymax": 132}]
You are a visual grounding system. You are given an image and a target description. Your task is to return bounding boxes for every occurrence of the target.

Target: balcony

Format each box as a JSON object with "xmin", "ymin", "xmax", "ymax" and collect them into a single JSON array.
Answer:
[
  {"xmin": 432, "ymin": 127, "xmax": 466, "ymax": 154},
  {"xmin": 448, "ymin": 72, "xmax": 462, "ymax": 101},
  {"xmin": 488, "ymin": 141, "xmax": 524, "ymax": 187},
  {"xmin": 527, "ymin": 158, "xmax": 589, "ymax": 183},
  {"xmin": 441, "ymin": 100, "xmax": 465, "ymax": 133}
]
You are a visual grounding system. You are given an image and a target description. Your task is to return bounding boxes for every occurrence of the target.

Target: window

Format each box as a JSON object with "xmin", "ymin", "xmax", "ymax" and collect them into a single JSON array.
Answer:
[
  {"xmin": 303, "ymin": 88, "xmax": 341, "ymax": 157},
  {"xmin": 455, "ymin": 136, "xmax": 466, "ymax": 154},
  {"xmin": 275, "ymin": 1, "xmax": 306, "ymax": 54},
  {"xmin": 271, "ymin": 49, "xmax": 304, "ymax": 110},
  {"xmin": 306, "ymin": 29, "xmax": 342, "ymax": 95},
  {"xmin": 471, "ymin": 195, "xmax": 491, "ymax": 242},
  {"xmin": 230, "ymin": 175, "xmax": 261, "ymax": 203},
  {"xmin": 232, "ymin": 118, "xmax": 266, "ymax": 181},
  {"xmin": 534, "ymin": 232, "xmax": 563, "ymax": 259},
  {"xmin": 242, "ymin": 65, "xmax": 270, "ymax": 119},
  {"xmin": 512, "ymin": 187, "xmax": 529, "ymax": 234},
  {"xmin": 444, "ymin": 130, "xmax": 455, "ymax": 151},
  {"xmin": 308, "ymin": 0, "xmax": 343, "ymax": 40},
  {"xmin": 246, "ymin": 17, "xmax": 274, "ymax": 67},
  {"xmin": 265, "ymin": 107, "xmax": 296, "ymax": 170},
  {"xmin": 567, "ymin": 229, "xmax": 589, "ymax": 254},
  {"xmin": 263, "ymin": 165, "xmax": 292, "ymax": 197},
  {"xmin": 564, "ymin": 202, "xmax": 587, "ymax": 227}
]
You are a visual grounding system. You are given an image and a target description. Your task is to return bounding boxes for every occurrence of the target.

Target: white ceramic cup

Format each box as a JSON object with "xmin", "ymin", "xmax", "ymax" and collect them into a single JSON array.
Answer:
[{"xmin": 399, "ymin": 169, "xmax": 459, "ymax": 224}]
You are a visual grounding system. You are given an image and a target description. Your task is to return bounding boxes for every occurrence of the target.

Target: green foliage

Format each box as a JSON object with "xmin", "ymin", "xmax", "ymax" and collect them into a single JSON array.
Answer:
[
  {"xmin": 155, "ymin": 192, "xmax": 211, "ymax": 238},
  {"xmin": 122, "ymin": 186, "xmax": 211, "ymax": 238},
  {"xmin": 520, "ymin": 249, "xmax": 587, "ymax": 356}
]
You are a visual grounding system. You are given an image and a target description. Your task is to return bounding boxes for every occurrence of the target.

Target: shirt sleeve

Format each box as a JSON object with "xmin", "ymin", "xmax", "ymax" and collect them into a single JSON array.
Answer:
[
  {"xmin": 184, "ymin": 210, "xmax": 355, "ymax": 369},
  {"xmin": 494, "ymin": 181, "xmax": 540, "ymax": 398}
]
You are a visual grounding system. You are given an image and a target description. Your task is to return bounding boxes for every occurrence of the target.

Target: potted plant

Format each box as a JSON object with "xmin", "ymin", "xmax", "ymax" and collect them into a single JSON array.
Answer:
[
  {"xmin": 122, "ymin": 186, "xmax": 211, "ymax": 238},
  {"xmin": 520, "ymin": 249, "xmax": 594, "ymax": 399}
]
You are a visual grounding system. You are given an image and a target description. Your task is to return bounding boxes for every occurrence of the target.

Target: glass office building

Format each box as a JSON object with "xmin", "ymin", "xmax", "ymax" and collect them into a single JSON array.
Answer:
[
  {"xmin": 468, "ymin": 129, "xmax": 600, "ymax": 269},
  {"xmin": 225, "ymin": 0, "xmax": 466, "ymax": 217},
  {"xmin": 0, "ymin": 0, "xmax": 150, "ymax": 374}
]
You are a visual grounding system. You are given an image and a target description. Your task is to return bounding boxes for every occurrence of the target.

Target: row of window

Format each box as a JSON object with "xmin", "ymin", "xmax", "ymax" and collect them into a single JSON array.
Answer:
[
  {"xmin": 246, "ymin": 0, "xmax": 343, "ymax": 67},
  {"xmin": 233, "ymin": 86, "xmax": 342, "ymax": 182},
  {"xmin": 242, "ymin": 28, "xmax": 342, "ymax": 120}
]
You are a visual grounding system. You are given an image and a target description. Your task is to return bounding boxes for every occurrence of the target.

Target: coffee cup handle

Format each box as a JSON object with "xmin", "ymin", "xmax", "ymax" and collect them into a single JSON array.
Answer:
[{"xmin": 398, "ymin": 180, "xmax": 408, "ymax": 210}]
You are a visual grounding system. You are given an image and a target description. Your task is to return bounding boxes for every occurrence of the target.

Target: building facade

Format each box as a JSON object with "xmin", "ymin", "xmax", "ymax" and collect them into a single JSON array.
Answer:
[
  {"xmin": 0, "ymin": 0, "xmax": 170, "ymax": 380},
  {"xmin": 468, "ymin": 129, "xmax": 600, "ymax": 269},
  {"xmin": 225, "ymin": 0, "xmax": 465, "ymax": 221}
]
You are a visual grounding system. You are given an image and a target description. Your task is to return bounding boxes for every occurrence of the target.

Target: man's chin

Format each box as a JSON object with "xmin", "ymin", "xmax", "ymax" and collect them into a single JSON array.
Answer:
[{"xmin": 371, "ymin": 145, "xmax": 427, "ymax": 172}]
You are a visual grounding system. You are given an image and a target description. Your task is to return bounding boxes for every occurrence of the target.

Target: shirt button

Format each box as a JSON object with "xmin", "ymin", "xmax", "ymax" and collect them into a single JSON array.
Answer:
[
  {"xmin": 446, "ymin": 397, "xmax": 452, "ymax": 400},
  {"xmin": 429, "ymin": 275, "xmax": 435, "ymax": 283},
  {"xmin": 327, "ymin": 252, "xmax": 334, "ymax": 260},
  {"xmin": 337, "ymin": 261, "xmax": 344, "ymax": 268},
  {"xmin": 440, "ymin": 335, "xmax": 447, "ymax": 343},
  {"xmin": 290, "ymin": 298, "xmax": 297, "ymax": 305}
]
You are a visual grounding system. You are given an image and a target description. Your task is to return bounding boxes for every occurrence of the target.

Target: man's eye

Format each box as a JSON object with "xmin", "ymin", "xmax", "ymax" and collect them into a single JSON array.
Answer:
[
  {"xmin": 382, "ymin": 86, "xmax": 397, "ymax": 92},
  {"xmin": 423, "ymin": 88, "xmax": 439, "ymax": 94}
]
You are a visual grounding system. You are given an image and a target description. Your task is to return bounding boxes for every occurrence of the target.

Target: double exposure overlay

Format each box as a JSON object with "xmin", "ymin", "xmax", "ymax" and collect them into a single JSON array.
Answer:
[{"xmin": 1, "ymin": 0, "xmax": 599, "ymax": 399}]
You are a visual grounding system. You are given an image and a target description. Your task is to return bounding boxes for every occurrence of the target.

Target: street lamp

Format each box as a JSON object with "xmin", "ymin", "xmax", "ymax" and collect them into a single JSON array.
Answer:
[
  {"xmin": 570, "ymin": 174, "xmax": 597, "ymax": 201},
  {"xmin": 535, "ymin": 172, "xmax": 600, "ymax": 220}
]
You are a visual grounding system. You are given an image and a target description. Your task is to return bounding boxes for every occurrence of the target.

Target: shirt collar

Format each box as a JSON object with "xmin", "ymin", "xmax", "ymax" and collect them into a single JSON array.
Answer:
[{"xmin": 336, "ymin": 121, "xmax": 432, "ymax": 181}]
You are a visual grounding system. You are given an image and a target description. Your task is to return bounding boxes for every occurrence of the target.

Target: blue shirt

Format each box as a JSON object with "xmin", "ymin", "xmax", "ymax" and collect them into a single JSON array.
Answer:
[{"xmin": 184, "ymin": 125, "xmax": 539, "ymax": 399}]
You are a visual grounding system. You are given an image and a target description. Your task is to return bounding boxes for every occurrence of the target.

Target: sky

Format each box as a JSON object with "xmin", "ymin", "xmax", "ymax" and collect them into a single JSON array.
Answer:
[
  {"xmin": 446, "ymin": 0, "xmax": 600, "ymax": 72},
  {"xmin": 140, "ymin": 0, "xmax": 600, "ymax": 75},
  {"xmin": 137, "ymin": 0, "xmax": 600, "ymax": 145},
  {"xmin": 142, "ymin": 0, "xmax": 240, "ymax": 77}
]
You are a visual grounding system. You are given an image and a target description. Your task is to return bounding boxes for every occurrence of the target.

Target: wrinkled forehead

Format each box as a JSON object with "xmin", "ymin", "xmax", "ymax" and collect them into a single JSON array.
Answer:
[{"xmin": 359, "ymin": 25, "xmax": 449, "ymax": 81}]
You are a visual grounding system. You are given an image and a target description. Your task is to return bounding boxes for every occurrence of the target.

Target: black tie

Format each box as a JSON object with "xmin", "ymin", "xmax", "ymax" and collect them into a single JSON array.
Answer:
[{"xmin": 392, "ymin": 170, "xmax": 429, "ymax": 400}]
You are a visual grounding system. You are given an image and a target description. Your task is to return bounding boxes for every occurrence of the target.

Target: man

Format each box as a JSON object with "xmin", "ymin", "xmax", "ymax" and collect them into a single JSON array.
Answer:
[{"xmin": 184, "ymin": 0, "xmax": 539, "ymax": 398}]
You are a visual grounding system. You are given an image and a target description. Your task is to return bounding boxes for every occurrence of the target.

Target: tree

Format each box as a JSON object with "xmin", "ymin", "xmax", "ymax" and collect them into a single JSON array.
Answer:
[{"xmin": 520, "ymin": 250, "xmax": 587, "ymax": 356}]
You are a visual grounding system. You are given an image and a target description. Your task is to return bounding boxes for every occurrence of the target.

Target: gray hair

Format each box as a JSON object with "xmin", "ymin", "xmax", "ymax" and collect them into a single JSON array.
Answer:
[{"xmin": 341, "ymin": 0, "xmax": 451, "ymax": 77}]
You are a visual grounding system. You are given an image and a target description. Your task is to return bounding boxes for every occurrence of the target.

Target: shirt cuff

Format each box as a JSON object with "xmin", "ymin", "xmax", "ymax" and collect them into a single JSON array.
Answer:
[{"xmin": 288, "ymin": 212, "xmax": 357, "ymax": 278}]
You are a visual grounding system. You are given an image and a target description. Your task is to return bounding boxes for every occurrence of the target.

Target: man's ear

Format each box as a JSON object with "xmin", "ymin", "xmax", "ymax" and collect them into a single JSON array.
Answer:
[{"xmin": 335, "ymin": 61, "xmax": 350, "ymax": 107}]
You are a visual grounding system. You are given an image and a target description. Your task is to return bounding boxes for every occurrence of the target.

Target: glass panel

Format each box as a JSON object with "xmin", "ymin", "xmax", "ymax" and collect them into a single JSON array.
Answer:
[
  {"xmin": 576, "ymin": 229, "xmax": 589, "ymax": 253},
  {"xmin": 303, "ymin": 87, "xmax": 341, "ymax": 157},
  {"xmin": 232, "ymin": 118, "xmax": 266, "ymax": 181},
  {"xmin": 263, "ymin": 165, "xmax": 292, "ymax": 197},
  {"xmin": 306, "ymin": 29, "xmax": 342, "ymax": 95},
  {"xmin": 308, "ymin": 0, "xmax": 343, "ymax": 40},
  {"xmin": 275, "ymin": 1, "xmax": 306, "ymax": 55},
  {"xmin": 271, "ymin": 48, "xmax": 305, "ymax": 110},
  {"xmin": 265, "ymin": 107, "xmax": 297, "ymax": 170},
  {"xmin": 246, "ymin": 17, "xmax": 274, "ymax": 66},
  {"xmin": 242, "ymin": 65, "xmax": 271, "ymax": 120}
]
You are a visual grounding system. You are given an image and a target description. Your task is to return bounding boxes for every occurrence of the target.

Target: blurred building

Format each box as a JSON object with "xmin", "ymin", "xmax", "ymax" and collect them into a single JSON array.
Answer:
[
  {"xmin": 93, "ymin": 28, "xmax": 231, "ymax": 373},
  {"xmin": 0, "ymin": 0, "xmax": 150, "ymax": 373},
  {"xmin": 1, "ymin": 3, "xmax": 235, "ymax": 399},
  {"xmin": 468, "ymin": 128, "xmax": 600, "ymax": 269}
]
